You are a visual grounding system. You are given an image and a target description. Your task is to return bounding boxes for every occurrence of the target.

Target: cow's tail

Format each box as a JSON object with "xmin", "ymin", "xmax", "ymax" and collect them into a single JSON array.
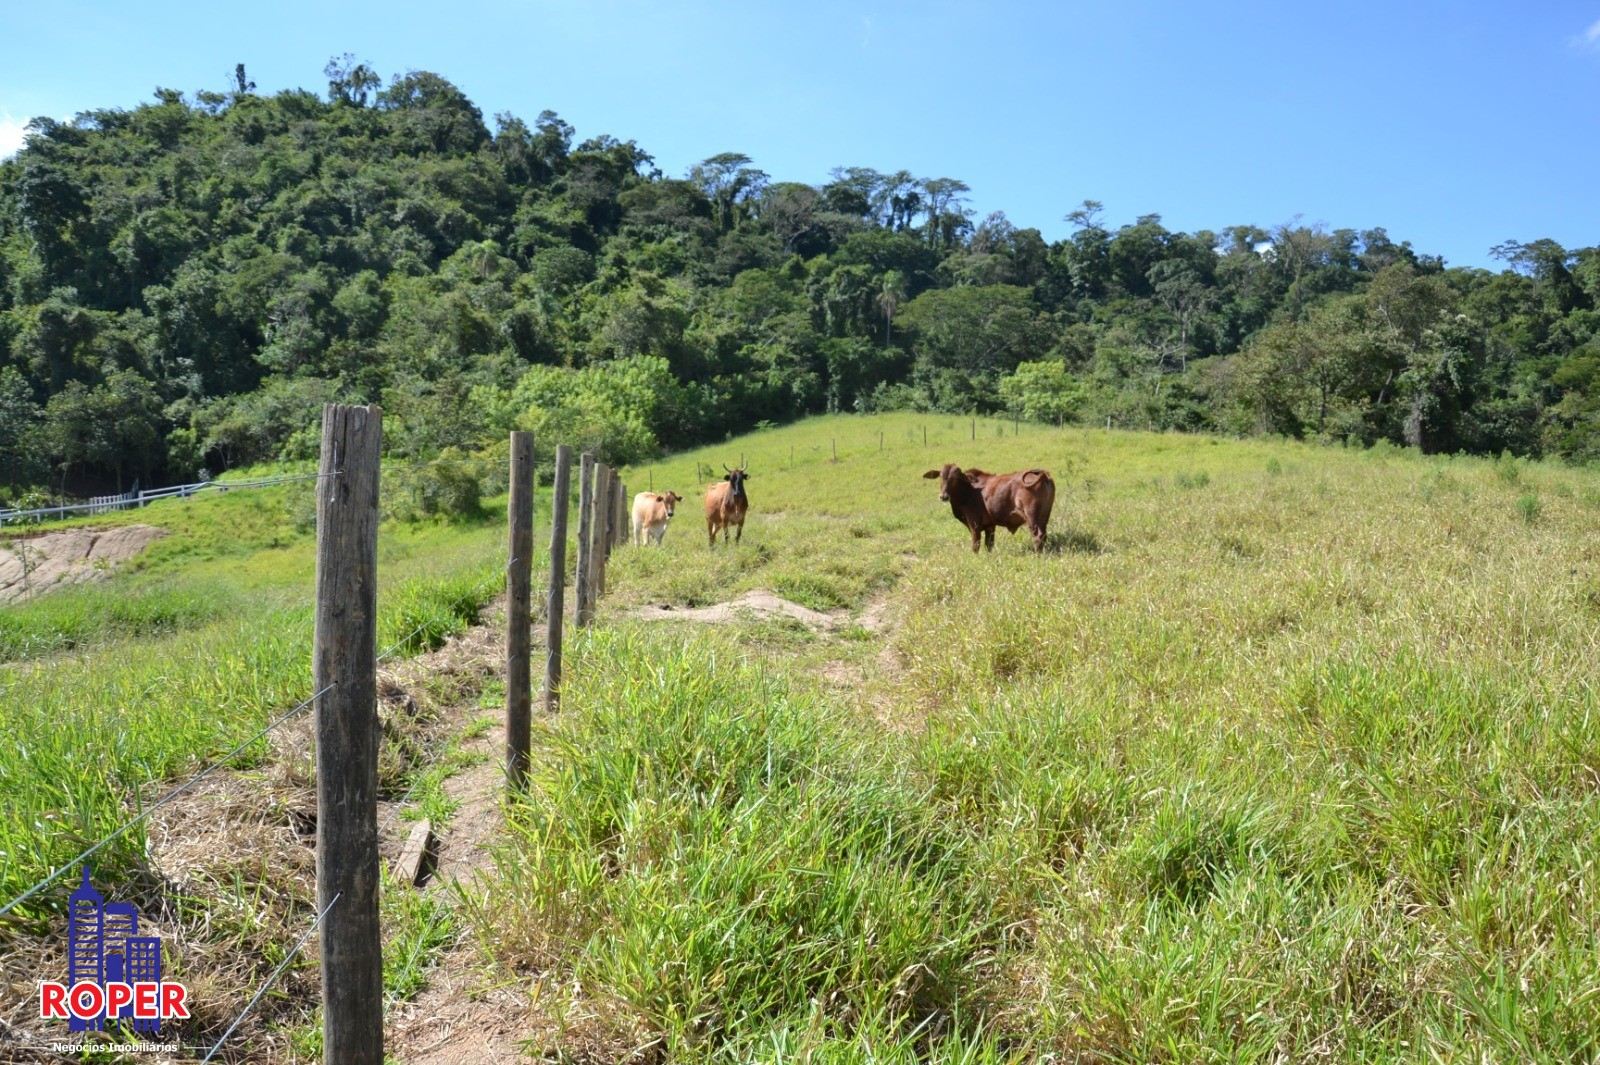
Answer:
[{"xmin": 1019, "ymin": 469, "xmax": 1053, "ymax": 490}]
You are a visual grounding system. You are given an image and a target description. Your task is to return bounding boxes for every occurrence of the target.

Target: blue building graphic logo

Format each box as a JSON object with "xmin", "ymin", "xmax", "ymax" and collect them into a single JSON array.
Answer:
[{"xmin": 38, "ymin": 866, "xmax": 187, "ymax": 1033}]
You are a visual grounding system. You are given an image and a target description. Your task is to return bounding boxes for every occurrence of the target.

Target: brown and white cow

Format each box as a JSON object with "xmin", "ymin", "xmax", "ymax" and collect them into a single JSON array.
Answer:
[
  {"xmin": 923, "ymin": 463, "xmax": 1055, "ymax": 553},
  {"xmin": 631, "ymin": 491, "xmax": 683, "ymax": 547},
  {"xmin": 704, "ymin": 462, "xmax": 751, "ymax": 547}
]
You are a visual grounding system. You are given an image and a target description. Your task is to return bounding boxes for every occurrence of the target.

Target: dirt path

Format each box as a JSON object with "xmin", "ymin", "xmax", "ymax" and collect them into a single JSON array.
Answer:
[
  {"xmin": 386, "ymin": 588, "xmax": 904, "ymax": 1062},
  {"xmin": 381, "ymin": 602, "xmax": 538, "ymax": 1064}
]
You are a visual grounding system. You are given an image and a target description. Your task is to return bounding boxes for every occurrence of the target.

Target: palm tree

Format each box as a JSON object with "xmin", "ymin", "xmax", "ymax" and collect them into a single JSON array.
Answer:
[{"xmin": 876, "ymin": 271, "xmax": 908, "ymax": 349}]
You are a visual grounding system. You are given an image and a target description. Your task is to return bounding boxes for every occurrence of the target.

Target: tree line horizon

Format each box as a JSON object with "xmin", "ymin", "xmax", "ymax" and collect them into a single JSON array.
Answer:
[{"xmin": 2, "ymin": 58, "xmax": 1597, "ymax": 501}]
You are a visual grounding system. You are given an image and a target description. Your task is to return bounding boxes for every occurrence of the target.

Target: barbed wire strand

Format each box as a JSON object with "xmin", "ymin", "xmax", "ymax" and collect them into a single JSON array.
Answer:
[
  {"xmin": 0, "ymin": 683, "xmax": 336, "ymax": 921},
  {"xmin": 3, "ymin": 552, "xmax": 526, "ymax": 913},
  {"xmin": 198, "ymin": 890, "xmax": 342, "ymax": 1064},
  {"xmin": 4, "ymin": 470, "xmax": 550, "ymax": 914}
]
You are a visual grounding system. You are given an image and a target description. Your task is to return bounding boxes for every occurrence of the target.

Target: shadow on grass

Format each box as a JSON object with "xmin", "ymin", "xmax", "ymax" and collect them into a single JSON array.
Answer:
[{"xmin": 1043, "ymin": 527, "xmax": 1104, "ymax": 555}]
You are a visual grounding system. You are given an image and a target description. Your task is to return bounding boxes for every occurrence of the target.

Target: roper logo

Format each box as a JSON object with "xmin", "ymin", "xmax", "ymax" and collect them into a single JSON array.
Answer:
[{"xmin": 38, "ymin": 867, "xmax": 189, "ymax": 1032}]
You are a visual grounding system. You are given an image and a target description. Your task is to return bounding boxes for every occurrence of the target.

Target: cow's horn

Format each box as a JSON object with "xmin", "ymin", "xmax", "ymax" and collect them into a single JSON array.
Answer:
[{"xmin": 722, "ymin": 463, "xmax": 732, "ymax": 473}]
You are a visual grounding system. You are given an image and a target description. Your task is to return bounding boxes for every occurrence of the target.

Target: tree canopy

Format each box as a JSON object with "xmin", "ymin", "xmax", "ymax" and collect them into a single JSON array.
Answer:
[{"xmin": 3, "ymin": 61, "xmax": 1598, "ymax": 497}]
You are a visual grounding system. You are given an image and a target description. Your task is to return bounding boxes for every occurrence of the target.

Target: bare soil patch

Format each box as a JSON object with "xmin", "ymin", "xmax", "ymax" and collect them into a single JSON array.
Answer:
[
  {"xmin": 0, "ymin": 525, "xmax": 167, "ymax": 604},
  {"xmin": 629, "ymin": 589, "xmax": 841, "ymax": 629}
]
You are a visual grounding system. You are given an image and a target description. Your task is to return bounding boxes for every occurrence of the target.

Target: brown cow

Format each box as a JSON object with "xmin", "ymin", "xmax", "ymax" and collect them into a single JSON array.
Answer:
[
  {"xmin": 631, "ymin": 491, "xmax": 683, "ymax": 546},
  {"xmin": 924, "ymin": 463, "xmax": 1055, "ymax": 553},
  {"xmin": 704, "ymin": 462, "xmax": 751, "ymax": 547}
]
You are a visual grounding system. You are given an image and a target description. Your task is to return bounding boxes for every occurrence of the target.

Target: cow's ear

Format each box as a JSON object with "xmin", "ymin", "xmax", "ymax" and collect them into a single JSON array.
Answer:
[
  {"xmin": 922, "ymin": 470, "xmax": 940, "ymax": 479},
  {"xmin": 743, "ymin": 473, "xmax": 752, "ymax": 480}
]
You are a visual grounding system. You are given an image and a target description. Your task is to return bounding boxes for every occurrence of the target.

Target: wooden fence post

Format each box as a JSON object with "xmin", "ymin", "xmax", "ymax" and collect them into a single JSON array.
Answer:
[
  {"xmin": 603, "ymin": 469, "xmax": 616, "ymax": 554},
  {"xmin": 614, "ymin": 475, "xmax": 626, "ymax": 551},
  {"xmin": 313, "ymin": 403, "xmax": 383, "ymax": 1065},
  {"xmin": 544, "ymin": 445, "xmax": 571, "ymax": 714},
  {"xmin": 505, "ymin": 431, "xmax": 534, "ymax": 792},
  {"xmin": 592, "ymin": 462, "xmax": 610, "ymax": 599},
  {"xmin": 575, "ymin": 451, "xmax": 595, "ymax": 627}
]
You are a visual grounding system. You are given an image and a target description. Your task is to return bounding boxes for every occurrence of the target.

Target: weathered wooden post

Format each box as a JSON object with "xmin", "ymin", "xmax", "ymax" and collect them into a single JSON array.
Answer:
[
  {"xmin": 604, "ymin": 469, "xmax": 618, "ymax": 554},
  {"xmin": 505, "ymin": 431, "xmax": 534, "ymax": 792},
  {"xmin": 575, "ymin": 451, "xmax": 595, "ymax": 627},
  {"xmin": 544, "ymin": 444, "xmax": 572, "ymax": 714},
  {"xmin": 592, "ymin": 462, "xmax": 610, "ymax": 599},
  {"xmin": 313, "ymin": 403, "xmax": 383, "ymax": 1065},
  {"xmin": 615, "ymin": 475, "xmax": 627, "ymax": 550},
  {"xmin": 608, "ymin": 476, "xmax": 620, "ymax": 550}
]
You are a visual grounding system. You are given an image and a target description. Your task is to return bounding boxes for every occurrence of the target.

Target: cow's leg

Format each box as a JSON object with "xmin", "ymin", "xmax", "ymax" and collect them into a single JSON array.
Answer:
[
  {"xmin": 708, "ymin": 521, "xmax": 717, "ymax": 548},
  {"xmin": 735, "ymin": 522, "xmax": 743, "ymax": 544},
  {"xmin": 984, "ymin": 527, "xmax": 996, "ymax": 552},
  {"xmin": 970, "ymin": 525, "xmax": 982, "ymax": 553},
  {"xmin": 1031, "ymin": 522, "xmax": 1047, "ymax": 552}
]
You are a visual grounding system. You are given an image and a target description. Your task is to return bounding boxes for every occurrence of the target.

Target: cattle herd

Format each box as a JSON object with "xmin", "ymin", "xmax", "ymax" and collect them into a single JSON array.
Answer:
[{"xmin": 631, "ymin": 459, "xmax": 1055, "ymax": 554}]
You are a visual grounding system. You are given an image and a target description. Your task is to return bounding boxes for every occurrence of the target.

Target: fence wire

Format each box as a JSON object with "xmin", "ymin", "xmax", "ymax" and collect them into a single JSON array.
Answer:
[
  {"xmin": 5, "ymin": 544, "xmax": 529, "ymax": 918},
  {"xmin": 197, "ymin": 890, "xmax": 342, "ymax": 1064},
  {"xmin": 0, "ymin": 683, "xmax": 336, "ymax": 921},
  {"xmin": 8, "ymin": 447, "xmax": 578, "ymax": 1055}
]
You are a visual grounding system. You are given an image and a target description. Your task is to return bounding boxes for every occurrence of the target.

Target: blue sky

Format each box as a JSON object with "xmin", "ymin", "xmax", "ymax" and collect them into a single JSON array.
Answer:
[{"xmin": 2, "ymin": 0, "xmax": 1597, "ymax": 269}]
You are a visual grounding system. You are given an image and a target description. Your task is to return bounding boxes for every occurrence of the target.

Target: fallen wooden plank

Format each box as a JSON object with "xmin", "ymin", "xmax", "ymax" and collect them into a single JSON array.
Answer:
[{"xmin": 395, "ymin": 819, "xmax": 436, "ymax": 887}]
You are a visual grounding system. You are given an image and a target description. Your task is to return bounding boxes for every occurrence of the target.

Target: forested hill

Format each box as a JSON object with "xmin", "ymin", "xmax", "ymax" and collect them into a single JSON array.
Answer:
[{"xmin": 2, "ymin": 61, "xmax": 1597, "ymax": 498}]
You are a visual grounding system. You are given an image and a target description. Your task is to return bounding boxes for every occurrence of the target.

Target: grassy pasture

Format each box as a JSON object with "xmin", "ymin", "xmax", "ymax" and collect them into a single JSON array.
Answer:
[
  {"xmin": 2, "ymin": 414, "xmax": 1597, "ymax": 1060},
  {"xmin": 468, "ymin": 414, "xmax": 1600, "ymax": 1061}
]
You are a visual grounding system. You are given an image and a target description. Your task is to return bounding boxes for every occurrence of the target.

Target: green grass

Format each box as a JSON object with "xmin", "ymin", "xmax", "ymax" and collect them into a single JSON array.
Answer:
[{"xmin": 458, "ymin": 413, "xmax": 1600, "ymax": 1061}]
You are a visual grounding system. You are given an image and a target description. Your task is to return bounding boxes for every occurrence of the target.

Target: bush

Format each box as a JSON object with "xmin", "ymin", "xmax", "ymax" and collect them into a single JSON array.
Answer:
[
  {"xmin": 998, "ymin": 359, "xmax": 1086, "ymax": 424},
  {"xmin": 510, "ymin": 356, "xmax": 707, "ymax": 465},
  {"xmin": 388, "ymin": 448, "xmax": 484, "ymax": 520}
]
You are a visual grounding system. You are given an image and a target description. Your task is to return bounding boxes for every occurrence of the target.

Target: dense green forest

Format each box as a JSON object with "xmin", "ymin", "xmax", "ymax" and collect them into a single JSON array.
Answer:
[{"xmin": 2, "ymin": 60, "xmax": 1598, "ymax": 499}]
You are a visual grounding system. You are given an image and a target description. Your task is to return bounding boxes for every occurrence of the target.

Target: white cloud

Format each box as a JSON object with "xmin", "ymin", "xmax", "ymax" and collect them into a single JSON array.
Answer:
[
  {"xmin": 1573, "ymin": 17, "xmax": 1600, "ymax": 50},
  {"xmin": 0, "ymin": 114, "xmax": 27, "ymax": 159}
]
